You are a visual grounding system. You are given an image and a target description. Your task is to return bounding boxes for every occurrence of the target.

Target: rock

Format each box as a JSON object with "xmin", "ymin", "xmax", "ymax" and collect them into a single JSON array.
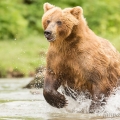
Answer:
[{"xmin": 23, "ymin": 67, "xmax": 45, "ymax": 89}]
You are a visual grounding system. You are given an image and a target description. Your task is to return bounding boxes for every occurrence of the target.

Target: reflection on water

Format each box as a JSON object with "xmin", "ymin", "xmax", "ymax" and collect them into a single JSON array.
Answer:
[{"xmin": 0, "ymin": 78, "xmax": 120, "ymax": 120}]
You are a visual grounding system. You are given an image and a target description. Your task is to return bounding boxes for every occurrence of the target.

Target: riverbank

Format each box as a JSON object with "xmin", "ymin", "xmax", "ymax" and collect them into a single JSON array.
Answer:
[{"xmin": 0, "ymin": 35, "xmax": 48, "ymax": 78}]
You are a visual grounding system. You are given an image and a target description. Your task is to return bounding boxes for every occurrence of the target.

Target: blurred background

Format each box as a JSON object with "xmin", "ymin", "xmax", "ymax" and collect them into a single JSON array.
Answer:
[{"xmin": 0, "ymin": 0, "xmax": 120, "ymax": 78}]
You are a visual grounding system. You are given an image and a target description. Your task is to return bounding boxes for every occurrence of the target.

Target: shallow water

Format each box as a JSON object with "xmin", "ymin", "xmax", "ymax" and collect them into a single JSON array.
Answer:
[{"xmin": 0, "ymin": 78, "xmax": 120, "ymax": 120}]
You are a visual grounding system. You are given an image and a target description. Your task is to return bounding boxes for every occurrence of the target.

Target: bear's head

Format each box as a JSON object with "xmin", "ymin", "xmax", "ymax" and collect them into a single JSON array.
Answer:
[{"xmin": 42, "ymin": 3, "xmax": 84, "ymax": 42}]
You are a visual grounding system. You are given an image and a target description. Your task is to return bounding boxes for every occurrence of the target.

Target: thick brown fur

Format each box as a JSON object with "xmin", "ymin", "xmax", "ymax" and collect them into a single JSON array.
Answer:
[{"xmin": 42, "ymin": 3, "xmax": 120, "ymax": 112}]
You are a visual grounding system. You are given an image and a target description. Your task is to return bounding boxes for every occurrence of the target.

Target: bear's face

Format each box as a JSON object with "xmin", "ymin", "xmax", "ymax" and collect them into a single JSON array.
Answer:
[{"xmin": 42, "ymin": 3, "xmax": 83, "ymax": 42}]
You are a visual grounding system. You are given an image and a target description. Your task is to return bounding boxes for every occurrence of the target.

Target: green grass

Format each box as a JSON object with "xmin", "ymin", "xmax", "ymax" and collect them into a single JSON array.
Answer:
[
  {"xmin": 109, "ymin": 36, "xmax": 120, "ymax": 52},
  {"xmin": 0, "ymin": 35, "xmax": 120, "ymax": 78},
  {"xmin": 0, "ymin": 35, "xmax": 49, "ymax": 77}
]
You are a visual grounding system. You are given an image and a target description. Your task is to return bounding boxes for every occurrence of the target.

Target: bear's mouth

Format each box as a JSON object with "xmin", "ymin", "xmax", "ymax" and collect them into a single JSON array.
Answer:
[
  {"xmin": 47, "ymin": 37, "xmax": 55, "ymax": 42},
  {"xmin": 45, "ymin": 35, "xmax": 56, "ymax": 42}
]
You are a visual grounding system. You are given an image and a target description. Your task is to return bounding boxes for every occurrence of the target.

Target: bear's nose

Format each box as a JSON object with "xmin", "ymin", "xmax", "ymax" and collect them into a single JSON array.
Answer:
[{"xmin": 44, "ymin": 30, "xmax": 52, "ymax": 36}]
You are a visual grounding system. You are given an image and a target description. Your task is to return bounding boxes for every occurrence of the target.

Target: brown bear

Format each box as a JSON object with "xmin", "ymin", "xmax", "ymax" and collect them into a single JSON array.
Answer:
[{"xmin": 42, "ymin": 3, "xmax": 120, "ymax": 112}]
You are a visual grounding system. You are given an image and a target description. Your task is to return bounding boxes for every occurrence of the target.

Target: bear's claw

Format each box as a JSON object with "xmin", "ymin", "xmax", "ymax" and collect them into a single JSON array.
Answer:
[{"xmin": 43, "ymin": 89, "xmax": 67, "ymax": 108}]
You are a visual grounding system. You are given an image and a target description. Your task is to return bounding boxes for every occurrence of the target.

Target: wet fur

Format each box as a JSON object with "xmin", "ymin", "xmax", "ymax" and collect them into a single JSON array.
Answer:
[{"xmin": 42, "ymin": 3, "xmax": 120, "ymax": 112}]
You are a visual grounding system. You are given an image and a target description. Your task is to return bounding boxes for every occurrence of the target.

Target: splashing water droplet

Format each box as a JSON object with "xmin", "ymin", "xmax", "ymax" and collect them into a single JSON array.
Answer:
[{"xmin": 60, "ymin": 85, "xmax": 120, "ymax": 117}]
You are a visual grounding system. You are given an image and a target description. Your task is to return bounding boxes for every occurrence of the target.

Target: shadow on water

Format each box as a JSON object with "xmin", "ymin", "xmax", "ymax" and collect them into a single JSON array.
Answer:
[{"xmin": 0, "ymin": 78, "xmax": 120, "ymax": 120}]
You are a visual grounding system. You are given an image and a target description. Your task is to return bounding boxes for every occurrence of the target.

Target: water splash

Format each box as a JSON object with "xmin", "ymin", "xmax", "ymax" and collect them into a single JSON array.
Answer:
[
  {"xmin": 60, "ymin": 87, "xmax": 91, "ymax": 113},
  {"xmin": 34, "ymin": 67, "xmax": 46, "ymax": 89},
  {"xmin": 104, "ymin": 87, "xmax": 120, "ymax": 115},
  {"xmin": 60, "ymin": 86, "xmax": 120, "ymax": 117}
]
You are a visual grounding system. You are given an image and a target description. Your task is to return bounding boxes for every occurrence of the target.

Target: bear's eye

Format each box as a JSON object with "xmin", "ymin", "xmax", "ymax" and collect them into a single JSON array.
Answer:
[
  {"xmin": 56, "ymin": 21, "xmax": 62, "ymax": 25},
  {"xmin": 47, "ymin": 20, "xmax": 51, "ymax": 24}
]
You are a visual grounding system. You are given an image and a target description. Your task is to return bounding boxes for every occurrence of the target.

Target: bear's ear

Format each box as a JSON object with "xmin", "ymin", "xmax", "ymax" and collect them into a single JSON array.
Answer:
[
  {"xmin": 70, "ymin": 6, "xmax": 83, "ymax": 19},
  {"xmin": 43, "ymin": 3, "xmax": 55, "ymax": 13}
]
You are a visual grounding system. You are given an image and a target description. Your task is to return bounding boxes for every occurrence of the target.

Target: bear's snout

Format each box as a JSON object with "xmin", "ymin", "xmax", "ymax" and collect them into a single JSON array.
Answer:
[
  {"xmin": 44, "ymin": 30, "xmax": 55, "ymax": 42},
  {"xmin": 44, "ymin": 30, "xmax": 52, "ymax": 36}
]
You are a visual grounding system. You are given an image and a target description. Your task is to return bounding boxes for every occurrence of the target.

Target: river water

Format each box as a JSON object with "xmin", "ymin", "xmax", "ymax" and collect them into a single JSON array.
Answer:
[{"xmin": 0, "ymin": 78, "xmax": 120, "ymax": 120}]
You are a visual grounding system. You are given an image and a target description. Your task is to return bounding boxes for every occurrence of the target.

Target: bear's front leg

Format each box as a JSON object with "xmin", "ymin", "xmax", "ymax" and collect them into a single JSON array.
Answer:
[{"xmin": 43, "ymin": 73, "xmax": 67, "ymax": 108}]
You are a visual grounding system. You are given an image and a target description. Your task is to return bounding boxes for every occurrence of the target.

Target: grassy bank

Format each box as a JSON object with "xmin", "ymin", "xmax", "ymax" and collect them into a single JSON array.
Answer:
[
  {"xmin": 109, "ymin": 36, "xmax": 120, "ymax": 52},
  {"xmin": 0, "ymin": 35, "xmax": 48, "ymax": 77},
  {"xmin": 0, "ymin": 35, "xmax": 120, "ymax": 78}
]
